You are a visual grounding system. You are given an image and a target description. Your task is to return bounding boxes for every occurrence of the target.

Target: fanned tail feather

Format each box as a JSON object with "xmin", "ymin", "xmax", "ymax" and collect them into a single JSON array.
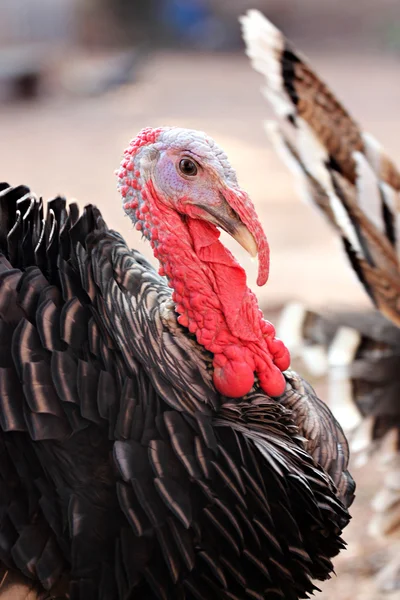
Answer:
[{"xmin": 241, "ymin": 9, "xmax": 400, "ymax": 327}]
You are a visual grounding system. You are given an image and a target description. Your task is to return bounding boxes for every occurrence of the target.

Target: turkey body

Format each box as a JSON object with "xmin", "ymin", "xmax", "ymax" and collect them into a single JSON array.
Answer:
[{"xmin": 0, "ymin": 182, "xmax": 354, "ymax": 600}]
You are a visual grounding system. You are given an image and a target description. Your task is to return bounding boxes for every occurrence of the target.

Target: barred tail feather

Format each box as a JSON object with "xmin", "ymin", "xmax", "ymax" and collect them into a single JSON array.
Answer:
[{"xmin": 241, "ymin": 10, "xmax": 400, "ymax": 327}]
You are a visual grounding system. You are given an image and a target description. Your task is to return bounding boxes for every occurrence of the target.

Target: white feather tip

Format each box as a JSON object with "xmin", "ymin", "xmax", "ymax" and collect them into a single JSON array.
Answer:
[{"xmin": 239, "ymin": 10, "xmax": 281, "ymax": 46}]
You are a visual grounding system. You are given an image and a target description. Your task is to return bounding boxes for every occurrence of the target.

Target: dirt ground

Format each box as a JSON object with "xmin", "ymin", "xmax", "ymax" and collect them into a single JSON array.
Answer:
[{"xmin": 1, "ymin": 48, "xmax": 400, "ymax": 598}]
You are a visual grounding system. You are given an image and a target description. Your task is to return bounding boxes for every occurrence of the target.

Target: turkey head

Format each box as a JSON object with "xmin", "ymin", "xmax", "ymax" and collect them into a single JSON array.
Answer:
[{"xmin": 117, "ymin": 127, "xmax": 290, "ymax": 399}]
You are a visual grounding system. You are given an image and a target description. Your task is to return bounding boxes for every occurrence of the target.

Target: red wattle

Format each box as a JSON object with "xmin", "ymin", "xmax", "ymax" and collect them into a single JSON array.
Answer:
[
  {"xmin": 213, "ymin": 358, "xmax": 255, "ymax": 398},
  {"xmin": 258, "ymin": 368, "xmax": 287, "ymax": 398},
  {"xmin": 120, "ymin": 167, "xmax": 291, "ymax": 401},
  {"xmin": 272, "ymin": 344, "xmax": 291, "ymax": 372}
]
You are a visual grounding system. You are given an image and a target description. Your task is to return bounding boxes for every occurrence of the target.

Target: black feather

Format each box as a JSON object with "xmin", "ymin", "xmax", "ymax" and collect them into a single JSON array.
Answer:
[{"xmin": 0, "ymin": 190, "xmax": 353, "ymax": 600}]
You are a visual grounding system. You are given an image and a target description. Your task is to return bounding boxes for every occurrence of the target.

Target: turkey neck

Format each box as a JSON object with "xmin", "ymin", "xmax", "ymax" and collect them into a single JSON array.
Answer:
[{"xmin": 132, "ymin": 180, "xmax": 290, "ymax": 400}]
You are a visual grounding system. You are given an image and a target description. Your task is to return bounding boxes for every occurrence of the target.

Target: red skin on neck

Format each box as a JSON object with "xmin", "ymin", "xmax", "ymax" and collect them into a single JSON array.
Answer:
[{"xmin": 141, "ymin": 180, "xmax": 290, "ymax": 399}]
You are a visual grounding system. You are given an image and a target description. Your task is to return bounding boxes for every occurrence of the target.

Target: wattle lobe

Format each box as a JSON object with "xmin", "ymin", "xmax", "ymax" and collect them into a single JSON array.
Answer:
[{"xmin": 213, "ymin": 360, "xmax": 255, "ymax": 398}]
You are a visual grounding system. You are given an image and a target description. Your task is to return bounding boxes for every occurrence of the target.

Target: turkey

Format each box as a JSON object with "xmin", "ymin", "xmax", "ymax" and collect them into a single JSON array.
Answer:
[
  {"xmin": 0, "ymin": 127, "xmax": 354, "ymax": 600},
  {"xmin": 241, "ymin": 9, "xmax": 400, "ymax": 591}
]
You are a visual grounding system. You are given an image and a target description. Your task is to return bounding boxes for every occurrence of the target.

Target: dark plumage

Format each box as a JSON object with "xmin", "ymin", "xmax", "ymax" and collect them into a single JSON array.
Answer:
[{"xmin": 0, "ymin": 180, "xmax": 354, "ymax": 599}]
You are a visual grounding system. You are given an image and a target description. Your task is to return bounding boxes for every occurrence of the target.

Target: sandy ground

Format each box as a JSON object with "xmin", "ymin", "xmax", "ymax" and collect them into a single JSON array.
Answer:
[{"xmin": 1, "ymin": 49, "xmax": 400, "ymax": 598}]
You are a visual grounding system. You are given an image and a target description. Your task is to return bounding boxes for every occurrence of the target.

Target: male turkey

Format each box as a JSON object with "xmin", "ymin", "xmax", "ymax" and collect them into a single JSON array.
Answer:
[
  {"xmin": 241, "ymin": 9, "xmax": 400, "ymax": 590},
  {"xmin": 0, "ymin": 127, "xmax": 354, "ymax": 599}
]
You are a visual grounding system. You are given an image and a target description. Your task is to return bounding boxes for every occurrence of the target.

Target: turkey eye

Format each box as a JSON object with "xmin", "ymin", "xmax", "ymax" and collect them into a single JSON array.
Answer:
[{"xmin": 179, "ymin": 158, "xmax": 198, "ymax": 176}]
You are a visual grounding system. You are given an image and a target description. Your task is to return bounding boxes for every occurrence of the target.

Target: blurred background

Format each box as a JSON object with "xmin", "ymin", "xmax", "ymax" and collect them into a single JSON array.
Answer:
[{"xmin": 1, "ymin": 1, "xmax": 400, "ymax": 598}]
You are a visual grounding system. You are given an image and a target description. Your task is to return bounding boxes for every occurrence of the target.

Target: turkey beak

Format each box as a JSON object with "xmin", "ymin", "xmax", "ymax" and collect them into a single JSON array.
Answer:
[
  {"xmin": 232, "ymin": 225, "xmax": 258, "ymax": 257},
  {"xmin": 205, "ymin": 188, "xmax": 270, "ymax": 286},
  {"xmin": 201, "ymin": 195, "xmax": 258, "ymax": 257},
  {"xmin": 219, "ymin": 213, "xmax": 259, "ymax": 258}
]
